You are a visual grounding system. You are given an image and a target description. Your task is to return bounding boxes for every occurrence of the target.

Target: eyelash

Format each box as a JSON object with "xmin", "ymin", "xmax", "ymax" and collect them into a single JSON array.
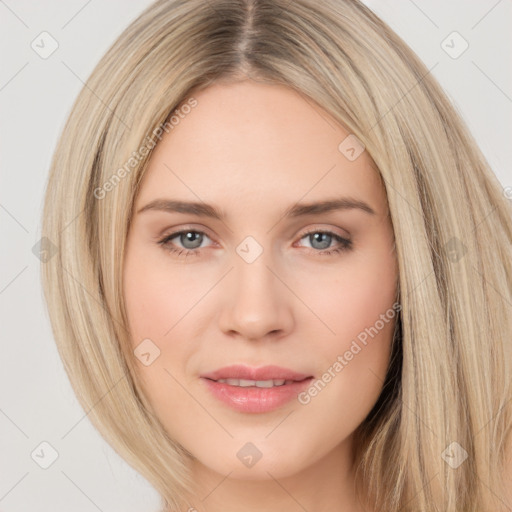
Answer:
[{"xmin": 157, "ymin": 228, "xmax": 353, "ymax": 259}]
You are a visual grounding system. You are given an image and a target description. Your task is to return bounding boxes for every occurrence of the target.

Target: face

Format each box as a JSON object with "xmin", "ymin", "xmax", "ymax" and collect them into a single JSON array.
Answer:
[{"xmin": 123, "ymin": 80, "xmax": 398, "ymax": 484}]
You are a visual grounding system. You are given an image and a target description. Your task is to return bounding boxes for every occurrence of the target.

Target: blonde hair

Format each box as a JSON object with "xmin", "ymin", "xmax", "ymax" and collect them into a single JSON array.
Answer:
[{"xmin": 40, "ymin": 0, "xmax": 512, "ymax": 510}]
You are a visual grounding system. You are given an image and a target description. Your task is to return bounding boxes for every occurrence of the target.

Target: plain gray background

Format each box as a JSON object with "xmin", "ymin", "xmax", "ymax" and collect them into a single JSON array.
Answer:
[{"xmin": 1, "ymin": 1, "xmax": 511, "ymax": 510}]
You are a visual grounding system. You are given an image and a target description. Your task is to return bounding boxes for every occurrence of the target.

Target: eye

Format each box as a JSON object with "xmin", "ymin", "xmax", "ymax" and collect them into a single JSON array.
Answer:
[
  {"xmin": 157, "ymin": 228, "xmax": 353, "ymax": 258},
  {"xmin": 296, "ymin": 229, "xmax": 353, "ymax": 256},
  {"xmin": 157, "ymin": 229, "xmax": 212, "ymax": 258}
]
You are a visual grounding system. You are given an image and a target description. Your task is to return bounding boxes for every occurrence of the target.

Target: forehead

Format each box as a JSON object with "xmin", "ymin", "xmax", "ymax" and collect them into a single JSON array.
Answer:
[{"xmin": 135, "ymin": 80, "xmax": 387, "ymax": 215}]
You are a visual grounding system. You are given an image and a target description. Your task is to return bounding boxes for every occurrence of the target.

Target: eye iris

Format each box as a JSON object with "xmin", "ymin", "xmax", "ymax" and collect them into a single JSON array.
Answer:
[
  {"xmin": 181, "ymin": 231, "xmax": 203, "ymax": 249},
  {"xmin": 310, "ymin": 232, "xmax": 331, "ymax": 250}
]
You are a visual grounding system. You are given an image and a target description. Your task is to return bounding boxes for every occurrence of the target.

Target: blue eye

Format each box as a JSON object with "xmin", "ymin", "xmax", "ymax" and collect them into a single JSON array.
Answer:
[
  {"xmin": 157, "ymin": 229, "xmax": 352, "ymax": 258},
  {"xmin": 298, "ymin": 230, "xmax": 353, "ymax": 255},
  {"xmin": 158, "ymin": 230, "xmax": 210, "ymax": 258}
]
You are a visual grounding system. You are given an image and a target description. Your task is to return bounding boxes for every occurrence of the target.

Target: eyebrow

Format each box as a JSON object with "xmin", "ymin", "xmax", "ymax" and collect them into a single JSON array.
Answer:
[{"xmin": 136, "ymin": 197, "xmax": 376, "ymax": 219}]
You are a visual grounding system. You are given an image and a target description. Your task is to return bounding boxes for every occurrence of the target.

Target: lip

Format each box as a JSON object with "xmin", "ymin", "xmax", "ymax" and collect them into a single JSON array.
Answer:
[
  {"xmin": 200, "ymin": 364, "xmax": 312, "ymax": 382},
  {"xmin": 200, "ymin": 364, "xmax": 314, "ymax": 413}
]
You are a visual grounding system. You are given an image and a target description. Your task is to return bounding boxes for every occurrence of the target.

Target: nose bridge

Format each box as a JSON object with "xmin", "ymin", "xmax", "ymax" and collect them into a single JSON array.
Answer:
[
  {"xmin": 218, "ymin": 240, "xmax": 293, "ymax": 340},
  {"xmin": 234, "ymin": 246, "xmax": 276, "ymax": 297}
]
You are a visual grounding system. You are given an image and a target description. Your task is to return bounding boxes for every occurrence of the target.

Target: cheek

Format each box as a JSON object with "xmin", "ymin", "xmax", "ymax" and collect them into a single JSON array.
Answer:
[
  {"xmin": 123, "ymin": 246, "xmax": 217, "ymax": 395},
  {"xmin": 123, "ymin": 252, "xmax": 208, "ymax": 342},
  {"xmin": 294, "ymin": 249, "xmax": 398, "ymax": 426},
  {"xmin": 123, "ymin": 255, "xmax": 203, "ymax": 421},
  {"xmin": 308, "ymin": 248, "xmax": 398, "ymax": 345}
]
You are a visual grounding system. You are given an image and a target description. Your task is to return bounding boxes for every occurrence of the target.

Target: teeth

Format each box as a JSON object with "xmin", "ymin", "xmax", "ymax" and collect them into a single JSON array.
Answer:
[{"xmin": 216, "ymin": 378, "xmax": 288, "ymax": 387}]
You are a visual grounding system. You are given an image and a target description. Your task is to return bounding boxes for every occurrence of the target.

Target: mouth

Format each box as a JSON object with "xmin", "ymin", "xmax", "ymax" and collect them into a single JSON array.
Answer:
[
  {"xmin": 203, "ymin": 377, "xmax": 311, "ymax": 388},
  {"xmin": 200, "ymin": 367, "xmax": 314, "ymax": 413},
  {"xmin": 200, "ymin": 364, "xmax": 313, "ymax": 383}
]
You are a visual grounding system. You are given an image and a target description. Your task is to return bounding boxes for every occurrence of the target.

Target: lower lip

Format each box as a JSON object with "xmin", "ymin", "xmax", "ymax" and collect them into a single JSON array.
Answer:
[{"xmin": 200, "ymin": 377, "xmax": 313, "ymax": 413}]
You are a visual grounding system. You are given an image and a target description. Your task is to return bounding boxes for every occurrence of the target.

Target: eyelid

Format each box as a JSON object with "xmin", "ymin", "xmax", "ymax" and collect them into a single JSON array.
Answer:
[
  {"xmin": 157, "ymin": 224, "xmax": 216, "ymax": 242},
  {"xmin": 297, "ymin": 225, "xmax": 350, "ymax": 239}
]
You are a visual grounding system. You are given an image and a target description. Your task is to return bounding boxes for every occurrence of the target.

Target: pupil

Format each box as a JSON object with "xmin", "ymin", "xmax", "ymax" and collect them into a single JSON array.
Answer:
[
  {"xmin": 312, "ymin": 233, "xmax": 331, "ymax": 250},
  {"xmin": 182, "ymin": 231, "xmax": 202, "ymax": 249}
]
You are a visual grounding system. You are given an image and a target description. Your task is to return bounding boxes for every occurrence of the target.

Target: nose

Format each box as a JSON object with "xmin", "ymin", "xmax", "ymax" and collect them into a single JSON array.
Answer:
[{"xmin": 217, "ymin": 252, "xmax": 294, "ymax": 342}]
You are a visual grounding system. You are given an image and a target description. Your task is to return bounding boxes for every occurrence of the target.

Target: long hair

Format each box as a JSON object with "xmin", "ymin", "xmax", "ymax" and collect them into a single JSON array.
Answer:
[{"xmin": 40, "ymin": 0, "xmax": 512, "ymax": 510}]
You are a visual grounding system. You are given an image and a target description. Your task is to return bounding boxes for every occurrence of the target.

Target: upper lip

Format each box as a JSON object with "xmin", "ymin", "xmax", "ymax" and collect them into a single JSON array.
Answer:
[{"xmin": 201, "ymin": 364, "xmax": 313, "ymax": 382}]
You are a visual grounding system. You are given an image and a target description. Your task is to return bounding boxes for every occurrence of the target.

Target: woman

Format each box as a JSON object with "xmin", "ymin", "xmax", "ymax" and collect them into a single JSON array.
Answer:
[{"xmin": 40, "ymin": 0, "xmax": 512, "ymax": 510}]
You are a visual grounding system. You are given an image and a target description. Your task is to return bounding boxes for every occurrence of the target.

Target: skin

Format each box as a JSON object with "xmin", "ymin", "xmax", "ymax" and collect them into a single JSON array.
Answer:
[{"xmin": 123, "ymin": 79, "xmax": 399, "ymax": 512}]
